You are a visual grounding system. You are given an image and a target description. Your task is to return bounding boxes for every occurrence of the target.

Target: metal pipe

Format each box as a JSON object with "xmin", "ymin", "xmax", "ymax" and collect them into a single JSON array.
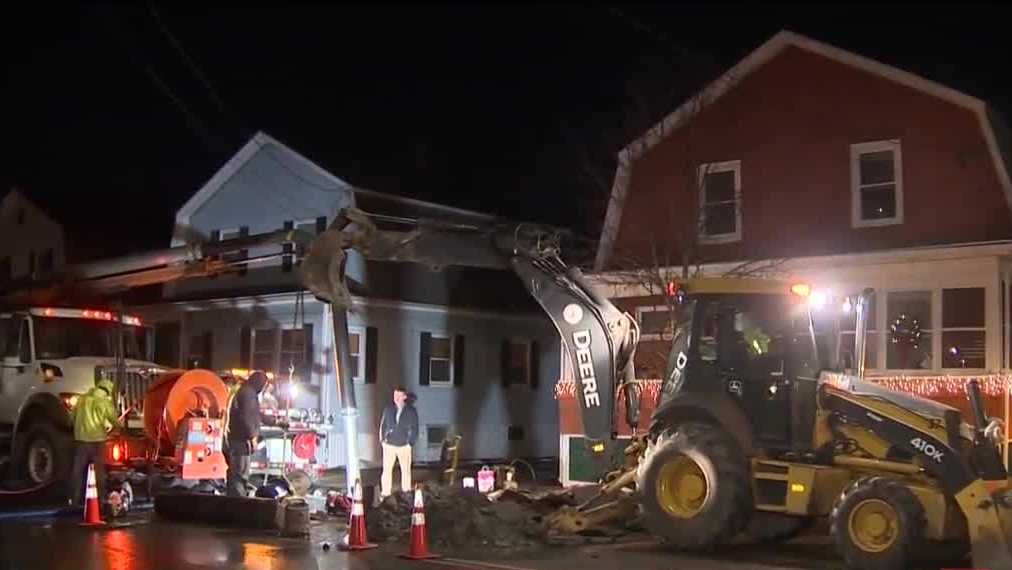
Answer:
[
  {"xmin": 330, "ymin": 305, "xmax": 360, "ymax": 491},
  {"xmin": 854, "ymin": 288, "xmax": 874, "ymax": 380},
  {"xmin": 833, "ymin": 455, "xmax": 923, "ymax": 475}
]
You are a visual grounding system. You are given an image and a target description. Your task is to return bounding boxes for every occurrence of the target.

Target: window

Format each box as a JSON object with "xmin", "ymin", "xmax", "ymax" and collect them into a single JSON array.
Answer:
[
  {"xmin": 504, "ymin": 341, "xmax": 531, "ymax": 385},
  {"xmin": 154, "ymin": 322, "xmax": 181, "ymax": 368},
  {"xmin": 851, "ymin": 140, "xmax": 903, "ymax": 227},
  {"xmin": 0, "ymin": 257, "xmax": 10, "ymax": 282},
  {"xmin": 636, "ymin": 305, "xmax": 675, "ymax": 341},
  {"xmin": 252, "ymin": 328, "xmax": 277, "ymax": 372},
  {"xmin": 27, "ymin": 250, "xmax": 36, "ymax": 279},
  {"xmin": 427, "ymin": 425, "xmax": 449, "ymax": 448},
  {"xmin": 280, "ymin": 328, "xmax": 306, "ymax": 376},
  {"xmin": 40, "ymin": 248, "xmax": 54, "ymax": 275},
  {"xmin": 698, "ymin": 160, "xmax": 742, "ymax": 243},
  {"xmin": 886, "ymin": 291, "xmax": 932, "ymax": 370},
  {"xmin": 283, "ymin": 217, "xmax": 326, "ymax": 271},
  {"xmin": 942, "ymin": 288, "xmax": 986, "ymax": 369},
  {"xmin": 348, "ymin": 326, "xmax": 366, "ymax": 384},
  {"xmin": 839, "ymin": 292, "xmax": 878, "ymax": 370},
  {"xmin": 508, "ymin": 426, "xmax": 525, "ymax": 441},
  {"xmin": 1, "ymin": 317, "xmax": 20, "ymax": 358},
  {"xmin": 187, "ymin": 332, "xmax": 212, "ymax": 369},
  {"xmin": 429, "ymin": 335, "xmax": 453, "ymax": 385}
]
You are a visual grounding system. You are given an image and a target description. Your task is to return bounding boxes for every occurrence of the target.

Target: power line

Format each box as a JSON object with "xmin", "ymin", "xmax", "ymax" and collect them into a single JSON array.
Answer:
[
  {"xmin": 94, "ymin": 6, "xmax": 216, "ymax": 153},
  {"xmin": 147, "ymin": 1, "xmax": 247, "ymax": 132}
]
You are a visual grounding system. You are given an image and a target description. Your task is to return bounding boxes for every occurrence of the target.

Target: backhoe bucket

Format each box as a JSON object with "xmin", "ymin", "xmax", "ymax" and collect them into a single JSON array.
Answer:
[{"xmin": 956, "ymin": 480, "xmax": 1012, "ymax": 570}]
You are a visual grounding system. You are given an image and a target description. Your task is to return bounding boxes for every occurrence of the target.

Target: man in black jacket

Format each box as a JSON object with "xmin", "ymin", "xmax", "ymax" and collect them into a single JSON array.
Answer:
[
  {"xmin": 225, "ymin": 371, "xmax": 269, "ymax": 497},
  {"xmin": 378, "ymin": 386, "xmax": 418, "ymax": 498}
]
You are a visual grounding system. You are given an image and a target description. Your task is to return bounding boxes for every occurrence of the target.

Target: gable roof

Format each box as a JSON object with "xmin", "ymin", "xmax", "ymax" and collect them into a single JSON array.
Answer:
[
  {"xmin": 174, "ymin": 131, "xmax": 493, "ymax": 245},
  {"xmin": 1, "ymin": 188, "xmax": 63, "ymax": 231},
  {"xmin": 594, "ymin": 30, "xmax": 1012, "ymax": 270}
]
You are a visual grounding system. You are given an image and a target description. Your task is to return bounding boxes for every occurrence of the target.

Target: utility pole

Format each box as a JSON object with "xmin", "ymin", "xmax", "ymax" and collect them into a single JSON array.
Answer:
[{"xmin": 329, "ymin": 305, "xmax": 360, "ymax": 491}]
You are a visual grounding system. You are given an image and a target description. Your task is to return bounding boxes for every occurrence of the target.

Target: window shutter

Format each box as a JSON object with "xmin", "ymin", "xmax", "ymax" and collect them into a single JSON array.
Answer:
[
  {"xmin": 530, "ymin": 341, "xmax": 540, "ymax": 389},
  {"xmin": 315, "ymin": 216, "xmax": 328, "ymax": 234},
  {"xmin": 365, "ymin": 326, "xmax": 378, "ymax": 384},
  {"xmin": 202, "ymin": 332, "xmax": 214, "ymax": 369},
  {"xmin": 453, "ymin": 334, "xmax": 465, "ymax": 387},
  {"xmin": 302, "ymin": 323, "xmax": 314, "ymax": 381},
  {"xmin": 282, "ymin": 221, "xmax": 294, "ymax": 272},
  {"xmin": 418, "ymin": 332, "xmax": 431, "ymax": 386},
  {"xmin": 240, "ymin": 326, "xmax": 251, "ymax": 368},
  {"xmin": 501, "ymin": 339, "xmax": 511, "ymax": 387}
]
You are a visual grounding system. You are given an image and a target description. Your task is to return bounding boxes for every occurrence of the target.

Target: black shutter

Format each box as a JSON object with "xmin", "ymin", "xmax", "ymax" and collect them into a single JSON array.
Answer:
[
  {"xmin": 365, "ymin": 326, "xmax": 378, "ymax": 384},
  {"xmin": 501, "ymin": 339, "xmax": 511, "ymax": 387},
  {"xmin": 302, "ymin": 323, "xmax": 314, "ymax": 381},
  {"xmin": 453, "ymin": 334, "xmax": 465, "ymax": 387},
  {"xmin": 240, "ymin": 326, "xmax": 251, "ymax": 368},
  {"xmin": 282, "ymin": 221, "xmax": 294, "ymax": 272},
  {"xmin": 529, "ymin": 340, "xmax": 540, "ymax": 389},
  {"xmin": 418, "ymin": 332, "xmax": 431, "ymax": 386},
  {"xmin": 202, "ymin": 332, "xmax": 214, "ymax": 369},
  {"xmin": 315, "ymin": 216, "xmax": 328, "ymax": 234},
  {"xmin": 237, "ymin": 226, "xmax": 250, "ymax": 276}
]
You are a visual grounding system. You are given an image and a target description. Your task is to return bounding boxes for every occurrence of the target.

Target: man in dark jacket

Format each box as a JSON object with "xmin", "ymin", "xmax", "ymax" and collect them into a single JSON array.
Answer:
[
  {"xmin": 378, "ymin": 386, "xmax": 418, "ymax": 497},
  {"xmin": 225, "ymin": 370, "xmax": 269, "ymax": 497}
]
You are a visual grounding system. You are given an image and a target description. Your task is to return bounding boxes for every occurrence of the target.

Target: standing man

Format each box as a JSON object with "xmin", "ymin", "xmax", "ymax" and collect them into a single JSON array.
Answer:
[
  {"xmin": 379, "ymin": 386, "xmax": 418, "ymax": 498},
  {"xmin": 68, "ymin": 378, "xmax": 122, "ymax": 511},
  {"xmin": 225, "ymin": 370, "xmax": 269, "ymax": 497}
]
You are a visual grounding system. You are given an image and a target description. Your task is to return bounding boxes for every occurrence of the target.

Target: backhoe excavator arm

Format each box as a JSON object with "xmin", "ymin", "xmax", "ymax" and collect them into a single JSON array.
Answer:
[{"xmin": 298, "ymin": 207, "xmax": 641, "ymax": 442}]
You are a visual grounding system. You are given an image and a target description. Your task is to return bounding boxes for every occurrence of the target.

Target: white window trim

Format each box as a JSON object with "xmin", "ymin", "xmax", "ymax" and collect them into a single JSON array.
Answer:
[
  {"xmin": 635, "ymin": 305, "xmax": 674, "ymax": 341},
  {"xmin": 851, "ymin": 140, "xmax": 904, "ymax": 228},
  {"xmin": 505, "ymin": 339, "xmax": 532, "ymax": 387},
  {"xmin": 425, "ymin": 424, "xmax": 451, "ymax": 448},
  {"xmin": 348, "ymin": 325, "xmax": 367, "ymax": 385},
  {"xmin": 428, "ymin": 334, "xmax": 454, "ymax": 387},
  {"xmin": 698, "ymin": 160, "xmax": 742, "ymax": 244}
]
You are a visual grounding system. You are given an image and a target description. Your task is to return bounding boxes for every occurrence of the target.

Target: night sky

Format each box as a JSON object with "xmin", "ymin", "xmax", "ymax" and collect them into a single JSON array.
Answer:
[{"xmin": 4, "ymin": 4, "xmax": 1012, "ymax": 262}]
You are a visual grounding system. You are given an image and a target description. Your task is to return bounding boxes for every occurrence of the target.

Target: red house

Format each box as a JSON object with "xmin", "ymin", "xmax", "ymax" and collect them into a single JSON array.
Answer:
[{"xmin": 558, "ymin": 30, "xmax": 1012, "ymax": 484}]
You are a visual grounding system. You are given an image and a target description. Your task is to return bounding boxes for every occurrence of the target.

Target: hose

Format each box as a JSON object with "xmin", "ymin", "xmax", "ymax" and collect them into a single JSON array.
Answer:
[{"xmin": 509, "ymin": 459, "xmax": 538, "ymax": 483}]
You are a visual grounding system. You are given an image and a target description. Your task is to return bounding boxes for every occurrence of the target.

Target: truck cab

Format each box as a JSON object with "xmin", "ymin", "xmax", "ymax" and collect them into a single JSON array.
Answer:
[{"xmin": 0, "ymin": 307, "xmax": 164, "ymax": 486}]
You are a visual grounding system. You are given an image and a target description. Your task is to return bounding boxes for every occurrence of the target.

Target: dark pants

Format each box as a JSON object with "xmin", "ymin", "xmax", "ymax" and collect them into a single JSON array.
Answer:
[
  {"xmin": 69, "ymin": 441, "xmax": 106, "ymax": 507},
  {"xmin": 225, "ymin": 445, "xmax": 251, "ymax": 497}
]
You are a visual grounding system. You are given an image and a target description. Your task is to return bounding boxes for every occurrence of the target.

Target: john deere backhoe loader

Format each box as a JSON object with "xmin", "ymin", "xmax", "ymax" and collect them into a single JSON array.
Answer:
[{"xmin": 9, "ymin": 207, "xmax": 1012, "ymax": 569}]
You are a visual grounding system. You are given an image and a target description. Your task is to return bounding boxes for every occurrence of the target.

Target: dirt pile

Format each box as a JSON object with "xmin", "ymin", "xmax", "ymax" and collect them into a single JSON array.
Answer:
[{"xmin": 367, "ymin": 483, "xmax": 547, "ymax": 551}]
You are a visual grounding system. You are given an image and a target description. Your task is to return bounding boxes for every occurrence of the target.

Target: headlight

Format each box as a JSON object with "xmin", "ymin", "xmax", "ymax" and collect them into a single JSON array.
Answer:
[{"xmin": 40, "ymin": 363, "xmax": 63, "ymax": 382}]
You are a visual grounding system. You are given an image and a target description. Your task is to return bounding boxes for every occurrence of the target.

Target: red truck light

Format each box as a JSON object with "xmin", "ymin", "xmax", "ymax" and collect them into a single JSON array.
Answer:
[{"xmin": 110, "ymin": 441, "xmax": 124, "ymax": 463}]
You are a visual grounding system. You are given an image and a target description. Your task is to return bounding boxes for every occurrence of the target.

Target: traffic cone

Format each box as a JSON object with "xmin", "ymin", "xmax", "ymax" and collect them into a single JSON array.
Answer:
[
  {"xmin": 399, "ymin": 486, "xmax": 439, "ymax": 560},
  {"xmin": 340, "ymin": 479, "xmax": 377, "ymax": 551},
  {"xmin": 80, "ymin": 464, "xmax": 105, "ymax": 526}
]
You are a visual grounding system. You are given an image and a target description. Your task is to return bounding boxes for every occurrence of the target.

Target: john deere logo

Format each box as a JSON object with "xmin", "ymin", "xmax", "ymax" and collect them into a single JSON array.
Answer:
[{"xmin": 563, "ymin": 304, "xmax": 583, "ymax": 325}]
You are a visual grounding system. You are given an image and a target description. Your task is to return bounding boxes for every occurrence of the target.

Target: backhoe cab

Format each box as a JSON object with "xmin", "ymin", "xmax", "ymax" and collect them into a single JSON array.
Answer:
[{"xmin": 630, "ymin": 279, "xmax": 1012, "ymax": 570}]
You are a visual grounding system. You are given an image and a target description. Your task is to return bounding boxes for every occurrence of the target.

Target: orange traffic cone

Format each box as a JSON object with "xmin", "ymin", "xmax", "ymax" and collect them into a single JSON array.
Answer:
[
  {"xmin": 340, "ymin": 479, "xmax": 377, "ymax": 551},
  {"xmin": 399, "ymin": 486, "xmax": 439, "ymax": 560},
  {"xmin": 80, "ymin": 464, "xmax": 105, "ymax": 526}
]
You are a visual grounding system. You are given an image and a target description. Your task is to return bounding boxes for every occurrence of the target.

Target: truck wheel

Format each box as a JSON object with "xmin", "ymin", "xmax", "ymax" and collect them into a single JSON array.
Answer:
[
  {"xmin": 20, "ymin": 422, "xmax": 72, "ymax": 487},
  {"xmin": 831, "ymin": 477, "xmax": 925, "ymax": 570},
  {"xmin": 744, "ymin": 511, "xmax": 812, "ymax": 543},
  {"xmin": 636, "ymin": 422, "xmax": 752, "ymax": 550}
]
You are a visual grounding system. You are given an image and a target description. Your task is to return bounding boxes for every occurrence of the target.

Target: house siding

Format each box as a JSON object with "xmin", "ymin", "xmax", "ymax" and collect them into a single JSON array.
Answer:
[{"xmin": 610, "ymin": 45, "xmax": 1012, "ymax": 269}]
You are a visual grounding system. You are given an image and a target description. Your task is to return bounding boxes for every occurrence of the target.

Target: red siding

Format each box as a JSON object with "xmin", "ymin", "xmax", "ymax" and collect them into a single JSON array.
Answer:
[{"xmin": 610, "ymin": 46, "xmax": 1012, "ymax": 268}]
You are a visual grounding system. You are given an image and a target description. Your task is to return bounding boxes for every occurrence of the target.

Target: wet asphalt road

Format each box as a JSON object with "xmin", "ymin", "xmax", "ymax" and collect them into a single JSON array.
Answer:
[{"xmin": 0, "ymin": 510, "xmax": 972, "ymax": 570}]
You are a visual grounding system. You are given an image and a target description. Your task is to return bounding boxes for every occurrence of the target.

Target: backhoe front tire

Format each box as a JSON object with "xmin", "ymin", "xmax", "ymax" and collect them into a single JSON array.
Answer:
[
  {"xmin": 831, "ymin": 477, "xmax": 925, "ymax": 570},
  {"xmin": 636, "ymin": 422, "xmax": 751, "ymax": 550}
]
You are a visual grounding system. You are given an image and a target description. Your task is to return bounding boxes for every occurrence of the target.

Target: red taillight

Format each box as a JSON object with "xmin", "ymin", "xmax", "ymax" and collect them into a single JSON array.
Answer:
[
  {"xmin": 111, "ymin": 442, "xmax": 123, "ymax": 462},
  {"xmin": 44, "ymin": 308, "xmax": 53, "ymax": 316}
]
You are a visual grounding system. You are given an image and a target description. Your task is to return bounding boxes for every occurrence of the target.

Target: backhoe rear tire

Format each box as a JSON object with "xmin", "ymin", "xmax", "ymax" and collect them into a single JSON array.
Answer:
[
  {"xmin": 636, "ymin": 422, "xmax": 751, "ymax": 551},
  {"xmin": 831, "ymin": 476, "xmax": 925, "ymax": 570}
]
